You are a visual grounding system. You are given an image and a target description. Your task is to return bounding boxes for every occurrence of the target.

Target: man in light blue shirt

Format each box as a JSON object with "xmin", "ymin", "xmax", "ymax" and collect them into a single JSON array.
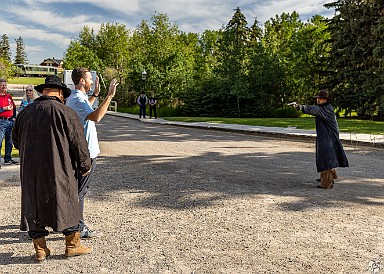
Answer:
[{"xmin": 66, "ymin": 67, "xmax": 118, "ymax": 238}]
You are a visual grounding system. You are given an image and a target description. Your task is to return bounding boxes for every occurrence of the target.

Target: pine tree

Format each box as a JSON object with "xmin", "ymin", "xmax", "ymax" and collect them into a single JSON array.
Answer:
[
  {"xmin": 0, "ymin": 34, "xmax": 12, "ymax": 62},
  {"xmin": 0, "ymin": 34, "xmax": 13, "ymax": 78},
  {"xmin": 219, "ymin": 7, "xmax": 251, "ymax": 117},
  {"xmin": 14, "ymin": 36, "xmax": 28, "ymax": 64},
  {"xmin": 325, "ymin": 0, "xmax": 384, "ymax": 118}
]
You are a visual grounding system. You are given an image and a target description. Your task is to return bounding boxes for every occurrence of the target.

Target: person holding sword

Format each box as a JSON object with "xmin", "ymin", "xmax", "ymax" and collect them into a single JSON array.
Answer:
[{"xmin": 66, "ymin": 68, "xmax": 119, "ymax": 238}]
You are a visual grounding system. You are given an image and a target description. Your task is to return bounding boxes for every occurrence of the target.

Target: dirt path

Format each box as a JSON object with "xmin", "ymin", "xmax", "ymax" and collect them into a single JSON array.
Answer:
[{"xmin": 0, "ymin": 115, "xmax": 383, "ymax": 273}]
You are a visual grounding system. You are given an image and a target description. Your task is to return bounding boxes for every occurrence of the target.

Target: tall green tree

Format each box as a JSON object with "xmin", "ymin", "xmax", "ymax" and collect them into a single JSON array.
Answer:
[
  {"xmin": 63, "ymin": 40, "xmax": 102, "ymax": 70},
  {"xmin": 64, "ymin": 23, "xmax": 130, "ymax": 100},
  {"xmin": 95, "ymin": 22, "xmax": 131, "ymax": 98},
  {"xmin": 129, "ymin": 13, "xmax": 194, "ymax": 105},
  {"xmin": 0, "ymin": 34, "xmax": 13, "ymax": 78},
  {"xmin": 262, "ymin": 12, "xmax": 305, "ymax": 105},
  {"xmin": 14, "ymin": 36, "xmax": 28, "ymax": 64},
  {"xmin": 179, "ymin": 29, "xmax": 222, "ymax": 116},
  {"xmin": 299, "ymin": 15, "xmax": 331, "ymax": 96},
  {"xmin": 325, "ymin": 0, "xmax": 384, "ymax": 117},
  {"xmin": 218, "ymin": 7, "xmax": 251, "ymax": 116},
  {"xmin": 0, "ymin": 34, "xmax": 12, "ymax": 62}
]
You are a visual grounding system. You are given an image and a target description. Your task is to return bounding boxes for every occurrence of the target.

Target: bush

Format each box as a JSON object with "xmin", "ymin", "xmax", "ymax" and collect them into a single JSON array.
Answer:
[
  {"xmin": 158, "ymin": 105, "xmax": 182, "ymax": 117},
  {"xmin": 274, "ymin": 107, "xmax": 301, "ymax": 118}
]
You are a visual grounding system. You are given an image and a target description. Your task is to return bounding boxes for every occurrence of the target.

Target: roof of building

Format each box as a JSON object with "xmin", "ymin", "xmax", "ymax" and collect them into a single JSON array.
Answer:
[{"xmin": 40, "ymin": 57, "xmax": 63, "ymax": 66}]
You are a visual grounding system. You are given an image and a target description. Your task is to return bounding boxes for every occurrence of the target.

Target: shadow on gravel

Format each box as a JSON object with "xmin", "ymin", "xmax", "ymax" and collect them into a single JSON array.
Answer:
[
  {"xmin": 93, "ymin": 153, "xmax": 383, "ymax": 212},
  {"xmin": 92, "ymin": 116, "xmax": 384, "ymax": 212},
  {"xmin": 0, "ymin": 225, "xmax": 64, "ymax": 247},
  {"xmin": 0, "ymin": 225, "xmax": 30, "ymax": 245},
  {"xmin": 0, "ymin": 253, "xmax": 68, "ymax": 265},
  {"xmin": 0, "ymin": 253, "xmax": 36, "ymax": 265}
]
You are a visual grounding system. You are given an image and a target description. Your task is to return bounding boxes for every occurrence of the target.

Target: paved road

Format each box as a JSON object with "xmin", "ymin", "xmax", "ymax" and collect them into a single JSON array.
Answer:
[{"xmin": 108, "ymin": 112, "xmax": 384, "ymax": 147}]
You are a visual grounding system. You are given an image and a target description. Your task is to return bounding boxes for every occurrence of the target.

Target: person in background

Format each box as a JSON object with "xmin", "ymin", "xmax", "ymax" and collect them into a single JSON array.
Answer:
[
  {"xmin": 0, "ymin": 78, "xmax": 18, "ymax": 167},
  {"xmin": 19, "ymin": 85, "xmax": 39, "ymax": 111},
  {"xmin": 12, "ymin": 75, "xmax": 92, "ymax": 261},
  {"xmin": 292, "ymin": 90, "xmax": 349, "ymax": 189},
  {"xmin": 66, "ymin": 67, "xmax": 119, "ymax": 239},
  {"xmin": 137, "ymin": 91, "xmax": 148, "ymax": 118},
  {"xmin": 149, "ymin": 95, "xmax": 157, "ymax": 119}
]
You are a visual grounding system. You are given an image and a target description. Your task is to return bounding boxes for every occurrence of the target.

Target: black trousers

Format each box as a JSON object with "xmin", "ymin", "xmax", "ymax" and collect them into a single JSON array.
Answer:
[
  {"xmin": 150, "ymin": 105, "xmax": 157, "ymax": 118},
  {"xmin": 139, "ymin": 105, "xmax": 146, "ymax": 118},
  {"xmin": 29, "ymin": 225, "xmax": 81, "ymax": 239}
]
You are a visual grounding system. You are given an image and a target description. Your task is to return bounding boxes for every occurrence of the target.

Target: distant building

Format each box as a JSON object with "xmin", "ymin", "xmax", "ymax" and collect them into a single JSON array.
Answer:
[
  {"xmin": 40, "ymin": 57, "xmax": 64, "ymax": 74},
  {"xmin": 40, "ymin": 57, "xmax": 63, "ymax": 68}
]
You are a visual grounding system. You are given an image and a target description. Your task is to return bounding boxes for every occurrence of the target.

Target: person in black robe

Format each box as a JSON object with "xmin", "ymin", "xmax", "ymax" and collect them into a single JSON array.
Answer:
[
  {"xmin": 293, "ymin": 90, "xmax": 349, "ymax": 189},
  {"xmin": 12, "ymin": 75, "xmax": 93, "ymax": 261}
]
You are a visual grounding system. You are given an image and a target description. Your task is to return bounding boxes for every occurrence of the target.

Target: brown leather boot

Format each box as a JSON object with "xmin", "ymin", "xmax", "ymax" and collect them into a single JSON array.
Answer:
[
  {"xmin": 331, "ymin": 168, "xmax": 338, "ymax": 179},
  {"xmin": 65, "ymin": 231, "xmax": 92, "ymax": 257},
  {"xmin": 32, "ymin": 237, "xmax": 51, "ymax": 262},
  {"xmin": 318, "ymin": 170, "xmax": 334, "ymax": 189}
]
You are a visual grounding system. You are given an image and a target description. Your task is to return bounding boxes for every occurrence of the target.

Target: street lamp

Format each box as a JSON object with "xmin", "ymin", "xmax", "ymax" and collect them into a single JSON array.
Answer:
[{"xmin": 141, "ymin": 70, "xmax": 147, "ymax": 93}]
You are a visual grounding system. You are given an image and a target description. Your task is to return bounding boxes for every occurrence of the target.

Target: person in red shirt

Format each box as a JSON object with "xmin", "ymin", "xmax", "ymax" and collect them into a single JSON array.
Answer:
[{"xmin": 0, "ymin": 78, "xmax": 18, "ymax": 167}]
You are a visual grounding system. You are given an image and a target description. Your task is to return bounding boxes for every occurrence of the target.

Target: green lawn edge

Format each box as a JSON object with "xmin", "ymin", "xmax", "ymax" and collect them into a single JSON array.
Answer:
[{"xmin": 162, "ymin": 117, "xmax": 384, "ymax": 135}]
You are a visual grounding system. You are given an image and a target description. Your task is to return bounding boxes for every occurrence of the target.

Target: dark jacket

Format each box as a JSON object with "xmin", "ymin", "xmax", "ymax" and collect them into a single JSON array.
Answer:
[
  {"xmin": 12, "ymin": 96, "xmax": 91, "ymax": 232},
  {"xmin": 302, "ymin": 102, "xmax": 349, "ymax": 172}
]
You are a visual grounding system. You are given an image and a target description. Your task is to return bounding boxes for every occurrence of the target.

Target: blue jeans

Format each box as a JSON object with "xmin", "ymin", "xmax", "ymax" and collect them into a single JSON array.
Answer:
[
  {"xmin": 0, "ymin": 119, "xmax": 14, "ymax": 161},
  {"xmin": 77, "ymin": 158, "xmax": 97, "ymax": 230}
]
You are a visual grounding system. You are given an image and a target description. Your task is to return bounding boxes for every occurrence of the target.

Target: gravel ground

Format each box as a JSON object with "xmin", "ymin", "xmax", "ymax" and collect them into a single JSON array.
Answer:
[{"xmin": 0, "ymin": 115, "xmax": 383, "ymax": 274}]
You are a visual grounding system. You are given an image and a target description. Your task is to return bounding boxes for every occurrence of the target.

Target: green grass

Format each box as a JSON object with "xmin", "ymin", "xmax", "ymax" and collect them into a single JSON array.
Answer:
[
  {"xmin": 163, "ymin": 117, "xmax": 384, "ymax": 135},
  {"xmin": 7, "ymin": 77, "xmax": 45, "ymax": 85}
]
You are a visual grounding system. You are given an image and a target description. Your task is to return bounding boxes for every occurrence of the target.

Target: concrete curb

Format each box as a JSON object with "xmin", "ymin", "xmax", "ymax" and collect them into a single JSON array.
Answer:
[{"xmin": 106, "ymin": 111, "xmax": 384, "ymax": 148}]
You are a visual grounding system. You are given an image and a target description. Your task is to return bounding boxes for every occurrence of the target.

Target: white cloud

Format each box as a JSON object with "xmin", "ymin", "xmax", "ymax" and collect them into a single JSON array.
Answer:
[
  {"xmin": 251, "ymin": 0, "xmax": 332, "ymax": 22},
  {"xmin": 25, "ymin": 44, "xmax": 46, "ymax": 54},
  {"xmin": 1, "ymin": 0, "xmax": 335, "ymax": 63},
  {"xmin": 0, "ymin": 19, "xmax": 71, "ymax": 48},
  {"xmin": 6, "ymin": 4, "xmax": 102, "ymax": 34},
  {"xmin": 24, "ymin": 0, "xmax": 140, "ymax": 14}
]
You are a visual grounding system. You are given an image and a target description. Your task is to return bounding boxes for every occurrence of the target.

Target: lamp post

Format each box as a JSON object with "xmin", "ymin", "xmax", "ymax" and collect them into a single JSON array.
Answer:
[{"xmin": 141, "ymin": 70, "xmax": 147, "ymax": 94}]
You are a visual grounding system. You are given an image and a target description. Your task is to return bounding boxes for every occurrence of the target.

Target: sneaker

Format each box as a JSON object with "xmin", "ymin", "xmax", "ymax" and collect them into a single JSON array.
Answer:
[
  {"xmin": 80, "ymin": 226, "xmax": 102, "ymax": 239},
  {"xmin": 3, "ymin": 159, "xmax": 19, "ymax": 165}
]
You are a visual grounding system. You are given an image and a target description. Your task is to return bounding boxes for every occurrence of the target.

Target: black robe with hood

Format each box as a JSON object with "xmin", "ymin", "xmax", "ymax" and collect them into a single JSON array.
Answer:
[
  {"xmin": 302, "ymin": 102, "xmax": 349, "ymax": 172},
  {"xmin": 12, "ymin": 96, "xmax": 91, "ymax": 232}
]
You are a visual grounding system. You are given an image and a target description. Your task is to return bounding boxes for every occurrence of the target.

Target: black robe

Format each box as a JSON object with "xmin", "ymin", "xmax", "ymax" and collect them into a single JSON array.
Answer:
[
  {"xmin": 12, "ymin": 96, "xmax": 91, "ymax": 232},
  {"xmin": 302, "ymin": 102, "xmax": 349, "ymax": 172}
]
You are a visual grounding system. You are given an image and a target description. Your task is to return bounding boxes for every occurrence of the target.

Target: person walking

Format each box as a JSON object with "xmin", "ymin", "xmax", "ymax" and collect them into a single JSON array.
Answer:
[
  {"xmin": 66, "ymin": 67, "xmax": 119, "ymax": 238},
  {"xmin": 0, "ymin": 78, "xmax": 18, "ymax": 167},
  {"xmin": 19, "ymin": 85, "xmax": 39, "ymax": 111},
  {"xmin": 149, "ymin": 95, "xmax": 157, "ymax": 119},
  {"xmin": 137, "ymin": 91, "xmax": 148, "ymax": 118},
  {"xmin": 12, "ymin": 75, "xmax": 92, "ymax": 261},
  {"xmin": 293, "ymin": 90, "xmax": 349, "ymax": 189}
]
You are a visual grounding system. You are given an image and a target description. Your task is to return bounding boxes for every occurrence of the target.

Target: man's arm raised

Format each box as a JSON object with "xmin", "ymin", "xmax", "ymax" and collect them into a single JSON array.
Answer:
[{"xmin": 86, "ymin": 78, "xmax": 119, "ymax": 123}]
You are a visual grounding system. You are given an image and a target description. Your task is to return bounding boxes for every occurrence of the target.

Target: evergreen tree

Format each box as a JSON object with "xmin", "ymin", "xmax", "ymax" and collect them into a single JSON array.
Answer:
[
  {"xmin": 325, "ymin": 0, "xmax": 384, "ymax": 118},
  {"xmin": 0, "ymin": 34, "xmax": 14, "ymax": 78},
  {"xmin": 0, "ymin": 34, "xmax": 12, "ymax": 62},
  {"xmin": 218, "ymin": 7, "xmax": 251, "ymax": 117},
  {"xmin": 14, "ymin": 36, "xmax": 28, "ymax": 64}
]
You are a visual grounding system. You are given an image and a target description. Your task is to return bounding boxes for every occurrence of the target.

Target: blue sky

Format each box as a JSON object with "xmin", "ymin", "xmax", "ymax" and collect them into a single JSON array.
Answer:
[{"xmin": 1, "ymin": 0, "xmax": 334, "ymax": 64}]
